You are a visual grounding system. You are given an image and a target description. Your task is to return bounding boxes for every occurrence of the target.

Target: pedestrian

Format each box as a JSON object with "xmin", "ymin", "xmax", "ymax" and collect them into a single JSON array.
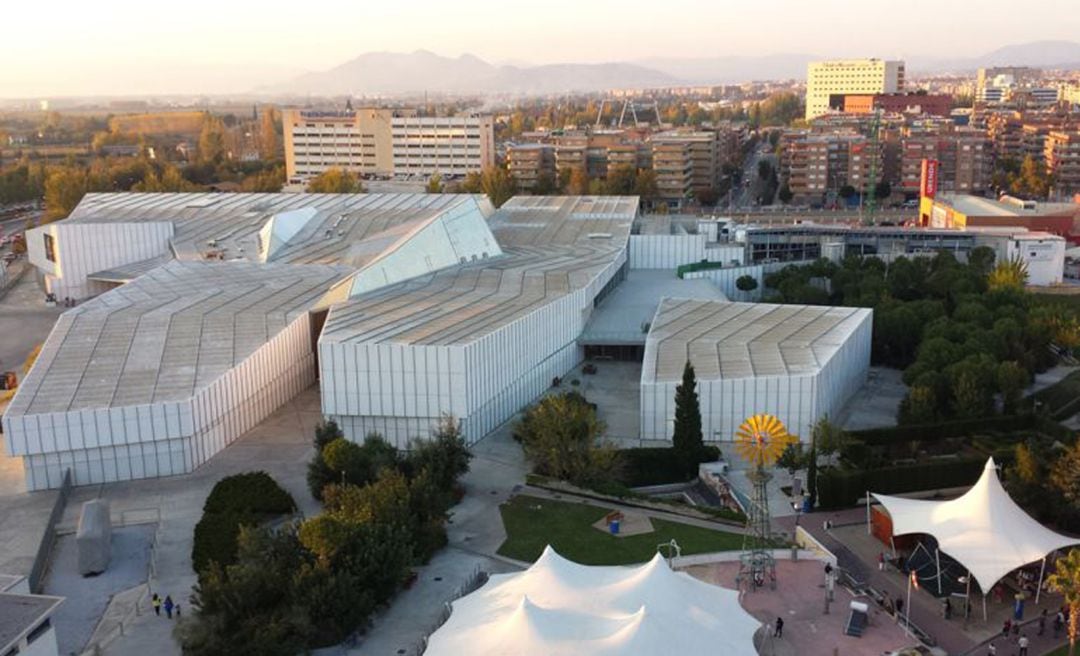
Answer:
[
  {"xmin": 1002, "ymin": 618, "xmax": 1011, "ymax": 637},
  {"xmin": 1018, "ymin": 633, "xmax": 1029, "ymax": 656},
  {"xmin": 944, "ymin": 598, "xmax": 952, "ymax": 620},
  {"xmin": 152, "ymin": 593, "xmax": 161, "ymax": 617},
  {"xmin": 1055, "ymin": 610, "xmax": 1065, "ymax": 637},
  {"xmin": 1039, "ymin": 608, "xmax": 1047, "ymax": 636},
  {"xmin": 163, "ymin": 595, "xmax": 174, "ymax": 620},
  {"xmin": 774, "ymin": 616, "xmax": 784, "ymax": 638},
  {"xmin": 175, "ymin": 603, "xmax": 181, "ymax": 618},
  {"xmin": 878, "ymin": 552, "xmax": 885, "ymax": 571},
  {"xmin": 987, "ymin": 642, "xmax": 996, "ymax": 656},
  {"xmin": 895, "ymin": 597, "xmax": 904, "ymax": 617}
]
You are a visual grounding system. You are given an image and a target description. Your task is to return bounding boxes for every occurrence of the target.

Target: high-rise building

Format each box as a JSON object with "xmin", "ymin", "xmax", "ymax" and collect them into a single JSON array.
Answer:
[
  {"xmin": 283, "ymin": 108, "xmax": 495, "ymax": 184},
  {"xmin": 650, "ymin": 141, "xmax": 693, "ymax": 206},
  {"xmin": 805, "ymin": 59, "xmax": 905, "ymax": 120}
]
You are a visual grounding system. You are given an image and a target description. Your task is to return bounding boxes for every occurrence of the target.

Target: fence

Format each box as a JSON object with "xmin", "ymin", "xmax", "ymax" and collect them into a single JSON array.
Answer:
[{"xmin": 29, "ymin": 467, "xmax": 72, "ymax": 593}]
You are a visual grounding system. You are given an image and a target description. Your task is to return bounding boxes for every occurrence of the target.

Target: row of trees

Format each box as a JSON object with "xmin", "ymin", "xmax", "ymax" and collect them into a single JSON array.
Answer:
[
  {"xmin": 179, "ymin": 419, "xmax": 471, "ymax": 655},
  {"xmin": 763, "ymin": 251, "xmax": 1068, "ymax": 423},
  {"xmin": 453, "ymin": 165, "xmax": 662, "ymax": 208}
]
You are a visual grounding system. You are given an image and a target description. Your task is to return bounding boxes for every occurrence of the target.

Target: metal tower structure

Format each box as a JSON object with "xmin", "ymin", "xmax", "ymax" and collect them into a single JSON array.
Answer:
[
  {"xmin": 861, "ymin": 109, "xmax": 882, "ymax": 226},
  {"xmin": 733, "ymin": 414, "xmax": 795, "ymax": 592}
]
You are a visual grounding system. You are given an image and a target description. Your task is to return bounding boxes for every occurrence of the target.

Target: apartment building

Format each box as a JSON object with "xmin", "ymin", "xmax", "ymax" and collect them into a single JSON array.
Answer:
[
  {"xmin": 651, "ymin": 141, "xmax": 693, "ymax": 206},
  {"xmin": 900, "ymin": 128, "xmax": 991, "ymax": 195},
  {"xmin": 283, "ymin": 108, "xmax": 495, "ymax": 183},
  {"xmin": 805, "ymin": 59, "xmax": 905, "ymax": 120},
  {"xmin": 506, "ymin": 143, "xmax": 555, "ymax": 191},
  {"xmin": 831, "ymin": 92, "xmax": 951, "ymax": 117},
  {"xmin": 1045, "ymin": 131, "xmax": 1080, "ymax": 196},
  {"xmin": 649, "ymin": 130, "xmax": 724, "ymax": 199},
  {"xmin": 779, "ymin": 131, "xmax": 880, "ymax": 202}
]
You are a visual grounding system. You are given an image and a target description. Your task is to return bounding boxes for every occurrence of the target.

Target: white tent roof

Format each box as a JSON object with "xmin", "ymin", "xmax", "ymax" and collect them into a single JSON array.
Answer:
[
  {"xmin": 424, "ymin": 546, "xmax": 760, "ymax": 656},
  {"xmin": 872, "ymin": 458, "xmax": 1080, "ymax": 592}
]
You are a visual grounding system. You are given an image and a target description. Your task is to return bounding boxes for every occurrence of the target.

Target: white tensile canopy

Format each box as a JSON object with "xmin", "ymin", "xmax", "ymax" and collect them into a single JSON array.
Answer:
[
  {"xmin": 872, "ymin": 457, "xmax": 1080, "ymax": 594},
  {"xmin": 424, "ymin": 546, "xmax": 761, "ymax": 656}
]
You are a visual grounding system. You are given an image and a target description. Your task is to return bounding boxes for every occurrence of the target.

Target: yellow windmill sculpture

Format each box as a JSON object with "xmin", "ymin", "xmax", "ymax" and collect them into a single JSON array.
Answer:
[
  {"xmin": 734, "ymin": 414, "xmax": 795, "ymax": 470},
  {"xmin": 734, "ymin": 413, "xmax": 796, "ymax": 592}
]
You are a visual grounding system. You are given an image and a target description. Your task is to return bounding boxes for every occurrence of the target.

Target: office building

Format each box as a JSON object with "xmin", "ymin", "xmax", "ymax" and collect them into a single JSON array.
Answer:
[
  {"xmin": 805, "ymin": 59, "xmax": 905, "ymax": 120},
  {"xmin": 283, "ymin": 108, "xmax": 495, "ymax": 184}
]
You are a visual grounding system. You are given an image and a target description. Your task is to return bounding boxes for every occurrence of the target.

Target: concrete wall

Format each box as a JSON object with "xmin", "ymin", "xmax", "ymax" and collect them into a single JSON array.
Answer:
[
  {"xmin": 27, "ymin": 222, "xmax": 174, "ymax": 301},
  {"xmin": 3, "ymin": 314, "xmax": 316, "ymax": 490},
  {"xmin": 322, "ymin": 250, "xmax": 627, "ymax": 447},
  {"xmin": 639, "ymin": 310, "xmax": 872, "ymax": 443},
  {"xmin": 629, "ymin": 234, "xmax": 710, "ymax": 269},
  {"xmin": 682, "ymin": 264, "xmax": 764, "ymax": 301}
]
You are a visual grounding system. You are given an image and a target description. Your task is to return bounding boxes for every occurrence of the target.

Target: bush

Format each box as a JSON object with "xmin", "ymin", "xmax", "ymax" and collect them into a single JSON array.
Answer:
[
  {"xmin": 203, "ymin": 471, "xmax": 296, "ymax": 515},
  {"xmin": 847, "ymin": 414, "xmax": 1039, "ymax": 447},
  {"xmin": 193, "ymin": 472, "xmax": 296, "ymax": 575},
  {"xmin": 816, "ymin": 457, "xmax": 985, "ymax": 509},
  {"xmin": 619, "ymin": 446, "xmax": 720, "ymax": 487}
]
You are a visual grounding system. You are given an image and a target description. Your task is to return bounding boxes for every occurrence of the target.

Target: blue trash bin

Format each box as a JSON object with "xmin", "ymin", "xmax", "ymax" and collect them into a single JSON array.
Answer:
[{"xmin": 610, "ymin": 520, "xmax": 620, "ymax": 535}]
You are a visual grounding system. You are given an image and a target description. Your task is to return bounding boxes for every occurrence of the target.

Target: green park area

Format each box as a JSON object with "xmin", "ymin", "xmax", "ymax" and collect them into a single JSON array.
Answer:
[{"xmin": 496, "ymin": 494, "xmax": 744, "ymax": 565}]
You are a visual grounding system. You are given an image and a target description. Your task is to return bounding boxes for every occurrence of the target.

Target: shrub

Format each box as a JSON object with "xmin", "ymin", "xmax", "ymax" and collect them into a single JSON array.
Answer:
[
  {"xmin": 816, "ymin": 457, "xmax": 985, "ymax": 509},
  {"xmin": 192, "ymin": 472, "xmax": 296, "ymax": 575},
  {"xmin": 618, "ymin": 446, "xmax": 721, "ymax": 487},
  {"xmin": 202, "ymin": 471, "xmax": 296, "ymax": 515}
]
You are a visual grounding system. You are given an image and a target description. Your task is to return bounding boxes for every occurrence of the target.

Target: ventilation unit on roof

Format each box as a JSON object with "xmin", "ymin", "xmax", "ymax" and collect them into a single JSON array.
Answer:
[{"xmin": 587, "ymin": 233, "xmax": 613, "ymax": 239}]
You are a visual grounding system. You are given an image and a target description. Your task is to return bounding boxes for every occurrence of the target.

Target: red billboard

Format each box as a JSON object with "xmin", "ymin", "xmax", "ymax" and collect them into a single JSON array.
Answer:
[{"xmin": 920, "ymin": 159, "xmax": 939, "ymax": 199}]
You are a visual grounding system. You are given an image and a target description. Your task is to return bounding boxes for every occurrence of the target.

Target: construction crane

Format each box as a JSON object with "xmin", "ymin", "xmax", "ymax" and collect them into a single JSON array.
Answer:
[{"xmin": 861, "ymin": 109, "xmax": 882, "ymax": 226}]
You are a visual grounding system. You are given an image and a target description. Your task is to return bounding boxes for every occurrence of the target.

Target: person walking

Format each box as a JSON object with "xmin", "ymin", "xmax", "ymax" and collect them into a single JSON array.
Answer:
[
  {"xmin": 1039, "ymin": 609, "xmax": 1047, "ymax": 636},
  {"xmin": 1002, "ymin": 618, "xmax": 1011, "ymax": 637},
  {"xmin": 987, "ymin": 642, "xmax": 996, "ymax": 655},
  {"xmin": 1018, "ymin": 633, "xmax": 1029, "ymax": 656},
  {"xmin": 1055, "ymin": 610, "xmax": 1065, "ymax": 638},
  {"xmin": 163, "ymin": 595, "xmax": 174, "ymax": 620},
  {"xmin": 878, "ymin": 552, "xmax": 885, "ymax": 571},
  {"xmin": 175, "ymin": 603, "xmax": 181, "ymax": 619},
  {"xmin": 774, "ymin": 616, "xmax": 784, "ymax": 638},
  {"xmin": 152, "ymin": 593, "xmax": 161, "ymax": 617}
]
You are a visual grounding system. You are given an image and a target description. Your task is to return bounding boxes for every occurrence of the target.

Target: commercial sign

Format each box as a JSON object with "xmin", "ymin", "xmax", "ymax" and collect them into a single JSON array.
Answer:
[{"xmin": 920, "ymin": 159, "xmax": 939, "ymax": 199}]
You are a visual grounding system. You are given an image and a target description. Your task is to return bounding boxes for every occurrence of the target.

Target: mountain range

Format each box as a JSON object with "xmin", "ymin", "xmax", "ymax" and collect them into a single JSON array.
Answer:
[{"xmin": 263, "ymin": 41, "xmax": 1080, "ymax": 96}]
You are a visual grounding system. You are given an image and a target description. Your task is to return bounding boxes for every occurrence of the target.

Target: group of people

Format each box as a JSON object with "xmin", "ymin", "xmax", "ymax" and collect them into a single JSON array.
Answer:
[
  {"xmin": 151, "ymin": 593, "xmax": 179, "ymax": 619},
  {"xmin": 992, "ymin": 607, "xmax": 1069, "ymax": 655}
]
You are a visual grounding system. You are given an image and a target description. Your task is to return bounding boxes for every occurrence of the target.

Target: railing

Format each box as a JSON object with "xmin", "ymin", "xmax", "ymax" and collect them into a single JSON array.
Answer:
[
  {"xmin": 408, "ymin": 565, "xmax": 489, "ymax": 656},
  {"xmin": 29, "ymin": 468, "xmax": 72, "ymax": 593}
]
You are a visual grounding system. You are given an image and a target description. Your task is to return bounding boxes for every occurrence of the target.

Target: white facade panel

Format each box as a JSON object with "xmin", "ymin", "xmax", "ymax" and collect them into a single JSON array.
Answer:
[
  {"xmin": 682, "ymin": 264, "xmax": 764, "ymax": 301},
  {"xmin": 629, "ymin": 234, "xmax": 709, "ymax": 269}
]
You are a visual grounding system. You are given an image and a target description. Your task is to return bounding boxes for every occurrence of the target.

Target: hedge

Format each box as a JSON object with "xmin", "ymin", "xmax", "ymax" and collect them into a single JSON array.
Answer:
[
  {"xmin": 192, "ymin": 471, "xmax": 296, "ymax": 575},
  {"xmin": 675, "ymin": 260, "xmax": 726, "ymax": 279},
  {"xmin": 618, "ymin": 446, "xmax": 721, "ymax": 487},
  {"xmin": 848, "ymin": 415, "xmax": 1039, "ymax": 447},
  {"xmin": 816, "ymin": 457, "xmax": 985, "ymax": 509}
]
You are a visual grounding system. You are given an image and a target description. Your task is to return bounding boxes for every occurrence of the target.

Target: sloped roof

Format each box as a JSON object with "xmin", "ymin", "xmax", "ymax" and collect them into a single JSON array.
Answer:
[
  {"xmin": 424, "ymin": 546, "xmax": 759, "ymax": 656},
  {"xmin": 873, "ymin": 458, "xmax": 1080, "ymax": 592}
]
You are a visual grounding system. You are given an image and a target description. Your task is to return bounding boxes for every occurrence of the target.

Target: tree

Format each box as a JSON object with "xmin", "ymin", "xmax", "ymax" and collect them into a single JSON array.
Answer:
[
  {"xmin": 987, "ymin": 257, "xmax": 1029, "ymax": 291},
  {"xmin": 197, "ymin": 113, "xmax": 228, "ymax": 165},
  {"xmin": 1009, "ymin": 155, "xmax": 1053, "ymax": 199},
  {"xmin": 898, "ymin": 385, "xmax": 938, "ymax": 424},
  {"xmin": 776, "ymin": 443, "xmax": 805, "ymax": 483},
  {"xmin": 258, "ymin": 108, "xmax": 280, "ymax": 161},
  {"xmin": 633, "ymin": 169, "xmax": 658, "ymax": 203},
  {"xmin": 43, "ymin": 166, "xmax": 94, "ymax": 221},
  {"xmin": 132, "ymin": 165, "xmax": 198, "ymax": 192},
  {"xmin": 811, "ymin": 416, "xmax": 847, "ymax": 466},
  {"xmin": 778, "ymin": 184, "xmax": 793, "ymax": 204},
  {"xmin": 996, "ymin": 360, "xmax": 1027, "ymax": 414},
  {"xmin": 567, "ymin": 167, "xmax": 590, "ymax": 196},
  {"xmin": 1050, "ymin": 440, "xmax": 1080, "ymax": 507},
  {"xmin": 838, "ymin": 185, "xmax": 858, "ymax": 200},
  {"xmin": 533, "ymin": 170, "xmax": 557, "ymax": 195},
  {"xmin": 735, "ymin": 275, "xmax": 759, "ymax": 300},
  {"xmin": 672, "ymin": 361, "xmax": 704, "ymax": 466},
  {"xmin": 967, "ymin": 245, "xmax": 996, "ymax": 278},
  {"xmin": 605, "ymin": 164, "xmax": 636, "ymax": 196},
  {"xmin": 1046, "ymin": 548, "xmax": 1080, "ymax": 656},
  {"xmin": 806, "ymin": 438, "xmax": 818, "ymax": 509},
  {"xmin": 873, "ymin": 180, "xmax": 891, "ymax": 200},
  {"xmin": 307, "ymin": 168, "xmax": 364, "ymax": 194},
  {"xmin": 425, "ymin": 173, "xmax": 444, "ymax": 194},
  {"xmin": 515, "ymin": 392, "xmax": 619, "ymax": 486}
]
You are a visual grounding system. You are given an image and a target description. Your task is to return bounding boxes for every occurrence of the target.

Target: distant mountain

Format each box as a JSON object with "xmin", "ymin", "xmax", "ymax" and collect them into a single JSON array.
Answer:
[
  {"xmin": 264, "ymin": 41, "xmax": 1080, "ymax": 98},
  {"xmin": 637, "ymin": 54, "xmax": 818, "ymax": 83},
  {"xmin": 906, "ymin": 40, "xmax": 1080, "ymax": 73},
  {"xmin": 263, "ymin": 50, "xmax": 678, "ymax": 96}
]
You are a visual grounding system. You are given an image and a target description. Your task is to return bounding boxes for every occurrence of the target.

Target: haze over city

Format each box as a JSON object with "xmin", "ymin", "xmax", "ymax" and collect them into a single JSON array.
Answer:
[{"xmin": 4, "ymin": 0, "xmax": 1080, "ymax": 96}]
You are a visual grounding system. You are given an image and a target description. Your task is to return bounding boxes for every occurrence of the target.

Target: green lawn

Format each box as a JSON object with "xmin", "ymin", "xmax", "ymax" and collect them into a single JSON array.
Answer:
[
  {"xmin": 1043, "ymin": 645, "xmax": 1069, "ymax": 656},
  {"xmin": 496, "ymin": 494, "xmax": 744, "ymax": 565}
]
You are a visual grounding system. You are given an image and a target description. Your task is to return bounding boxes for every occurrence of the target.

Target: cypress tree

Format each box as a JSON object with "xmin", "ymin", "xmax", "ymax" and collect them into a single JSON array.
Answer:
[{"xmin": 672, "ymin": 361, "xmax": 704, "ymax": 471}]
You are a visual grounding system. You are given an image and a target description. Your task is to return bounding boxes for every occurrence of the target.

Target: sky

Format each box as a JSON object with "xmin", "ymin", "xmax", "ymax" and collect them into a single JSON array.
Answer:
[{"xmin": 2, "ymin": 0, "xmax": 1079, "ymax": 97}]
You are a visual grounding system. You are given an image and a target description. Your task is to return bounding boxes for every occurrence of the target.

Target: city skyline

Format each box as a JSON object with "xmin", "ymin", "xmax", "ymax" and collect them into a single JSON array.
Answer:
[{"xmin": 3, "ymin": 0, "xmax": 1080, "ymax": 97}]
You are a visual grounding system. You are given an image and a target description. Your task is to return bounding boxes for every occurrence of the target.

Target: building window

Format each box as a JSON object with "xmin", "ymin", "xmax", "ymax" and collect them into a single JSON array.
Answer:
[{"xmin": 44, "ymin": 233, "xmax": 56, "ymax": 262}]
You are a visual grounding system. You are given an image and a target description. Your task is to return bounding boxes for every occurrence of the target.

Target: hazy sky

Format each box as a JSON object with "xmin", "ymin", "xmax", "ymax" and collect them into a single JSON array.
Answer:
[{"xmin": 3, "ymin": 0, "xmax": 1079, "ymax": 97}]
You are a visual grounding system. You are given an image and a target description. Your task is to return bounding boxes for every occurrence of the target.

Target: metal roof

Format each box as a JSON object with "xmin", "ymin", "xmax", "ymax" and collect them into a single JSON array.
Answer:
[
  {"xmin": 642, "ymin": 298, "xmax": 871, "ymax": 383},
  {"xmin": 0, "ymin": 593, "xmax": 63, "ymax": 653}
]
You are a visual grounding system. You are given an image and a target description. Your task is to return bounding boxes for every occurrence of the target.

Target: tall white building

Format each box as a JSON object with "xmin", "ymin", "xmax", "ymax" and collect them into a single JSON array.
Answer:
[
  {"xmin": 805, "ymin": 59, "xmax": 905, "ymax": 120},
  {"xmin": 391, "ymin": 115, "xmax": 496, "ymax": 178}
]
